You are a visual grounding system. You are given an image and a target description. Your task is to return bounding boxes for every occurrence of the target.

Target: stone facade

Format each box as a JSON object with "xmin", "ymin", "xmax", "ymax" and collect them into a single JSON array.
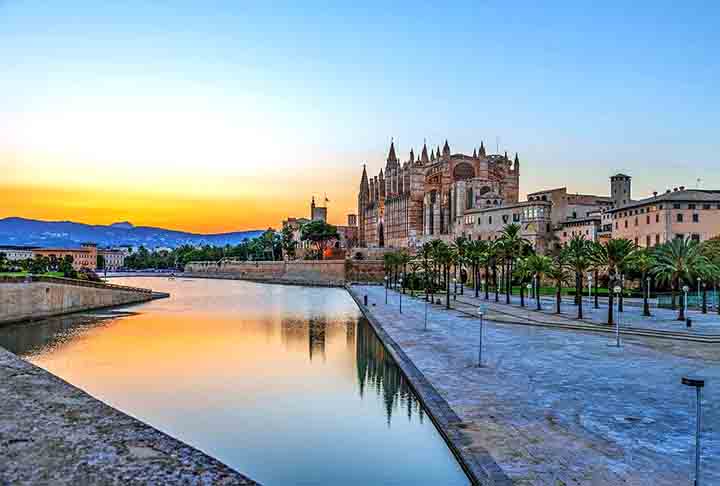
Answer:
[
  {"xmin": 358, "ymin": 140, "xmax": 520, "ymax": 250},
  {"xmin": 33, "ymin": 243, "xmax": 98, "ymax": 270}
]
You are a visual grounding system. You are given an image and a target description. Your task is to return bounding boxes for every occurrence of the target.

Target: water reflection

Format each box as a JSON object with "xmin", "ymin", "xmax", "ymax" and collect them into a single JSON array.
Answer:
[{"xmin": 0, "ymin": 278, "xmax": 467, "ymax": 486}]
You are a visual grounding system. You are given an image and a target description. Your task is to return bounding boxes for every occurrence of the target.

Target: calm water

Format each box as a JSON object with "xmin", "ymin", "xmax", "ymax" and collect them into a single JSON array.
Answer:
[{"xmin": 0, "ymin": 277, "xmax": 468, "ymax": 486}]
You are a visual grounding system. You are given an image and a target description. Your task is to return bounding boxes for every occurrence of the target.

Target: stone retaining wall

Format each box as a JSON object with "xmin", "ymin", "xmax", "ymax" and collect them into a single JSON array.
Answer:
[
  {"xmin": 185, "ymin": 259, "xmax": 385, "ymax": 284},
  {"xmin": 0, "ymin": 276, "xmax": 157, "ymax": 325}
]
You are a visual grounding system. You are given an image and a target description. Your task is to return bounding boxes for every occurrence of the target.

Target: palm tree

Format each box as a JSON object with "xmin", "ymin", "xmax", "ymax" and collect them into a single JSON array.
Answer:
[
  {"xmin": 565, "ymin": 235, "xmax": 593, "ymax": 319},
  {"xmin": 525, "ymin": 254, "xmax": 552, "ymax": 310},
  {"xmin": 433, "ymin": 241, "xmax": 454, "ymax": 309},
  {"xmin": 695, "ymin": 261, "xmax": 720, "ymax": 314},
  {"xmin": 499, "ymin": 224, "xmax": 530, "ymax": 304},
  {"xmin": 397, "ymin": 250, "xmax": 411, "ymax": 294},
  {"xmin": 420, "ymin": 242, "xmax": 434, "ymax": 302},
  {"xmin": 627, "ymin": 248, "xmax": 655, "ymax": 317},
  {"xmin": 589, "ymin": 238, "xmax": 636, "ymax": 325},
  {"xmin": 653, "ymin": 237, "xmax": 709, "ymax": 321},
  {"xmin": 466, "ymin": 240, "xmax": 485, "ymax": 298},
  {"xmin": 513, "ymin": 256, "xmax": 534, "ymax": 307},
  {"xmin": 548, "ymin": 250, "xmax": 571, "ymax": 314}
]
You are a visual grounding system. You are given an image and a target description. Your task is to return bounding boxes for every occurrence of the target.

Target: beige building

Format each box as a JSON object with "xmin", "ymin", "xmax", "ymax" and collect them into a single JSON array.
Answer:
[
  {"xmin": 33, "ymin": 243, "xmax": 98, "ymax": 270},
  {"xmin": 604, "ymin": 187, "xmax": 720, "ymax": 247},
  {"xmin": 527, "ymin": 187, "xmax": 612, "ymax": 226},
  {"xmin": 0, "ymin": 246, "xmax": 37, "ymax": 261},
  {"xmin": 555, "ymin": 215, "xmax": 602, "ymax": 246},
  {"xmin": 98, "ymin": 248, "xmax": 126, "ymax": 270},
  {"xmin": 458, "ymin": 200, "xmax": 554, "ymax": 253}
]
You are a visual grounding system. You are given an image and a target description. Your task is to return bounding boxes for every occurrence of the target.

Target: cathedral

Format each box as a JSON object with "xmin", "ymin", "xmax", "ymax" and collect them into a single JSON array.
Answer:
[{"xmin": 358, "ymin": 139, "xmax": 520, "ymax": 249}]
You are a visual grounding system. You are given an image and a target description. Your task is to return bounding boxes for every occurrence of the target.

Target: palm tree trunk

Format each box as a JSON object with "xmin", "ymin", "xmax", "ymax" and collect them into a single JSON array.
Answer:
[
  {"xmin": 474, "ymin": 265, "xmax": 480, "ymax": 298},
  {"xmin": 577, "ymin": 272, "xmax": 583, "ymax": 319},
  {"xmin": 493, "ymin": 265, "xmax": 499, "ymax": 302},
  {"xmin": 505, "ymin": 261, "xmax": 511, "ymax": 304},
  {"xmin": 445, "ymin": 266, "xmax": 451, "ymax": 309},
  {"xmin": 555, "ymin": 283, "xmax": 561, "ymax": 314},
  {"xmin": 594, "ymin": 270, "xmax": 599, "ymax": 309},
  {"xmin": 607, "ymin": 278, "xmax": 615, "ymax": 325},
  {"xmin": 702, "ymin": 286, "xmax": 707, "ymax": 314},
  {"xmin": 536, "ymin": 277, "xmax": 542, "ymax": 311},
  {"xmin": 484, "ymin": 266, "xmax": 490, "ymax": 299},
  {"xmin": 642, "ymin": 273, "xmax": 651, "ymax": 317},
  {"xmin": 520, "ymin": 282, "xmax": 525, "ymax": 307}
]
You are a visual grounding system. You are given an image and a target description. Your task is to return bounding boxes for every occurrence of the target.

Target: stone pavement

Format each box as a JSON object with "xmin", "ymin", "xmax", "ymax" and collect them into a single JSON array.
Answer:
[
  {"xmin": 0, "ymin": 344, "xmax": 259, "ymax": 485},
  {"xmin": 351, "ymin": 285, "xmax": 719, "ymax": 486}
]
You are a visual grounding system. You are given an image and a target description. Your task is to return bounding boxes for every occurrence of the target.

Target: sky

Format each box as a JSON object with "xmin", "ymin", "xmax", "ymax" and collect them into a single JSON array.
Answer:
[{"xmin": 1, "ymin": 1, "xmax": 719, "ymax": 233}]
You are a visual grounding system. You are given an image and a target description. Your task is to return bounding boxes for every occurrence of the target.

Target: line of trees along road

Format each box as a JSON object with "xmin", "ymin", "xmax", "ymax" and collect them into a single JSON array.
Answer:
[
  {"xmin": 123, "ymin": 221, "xmax": 341, "ymax": 269},
  {"xmin": 381, "ymin": 223, "xmax": 720, "ymax": 323}
]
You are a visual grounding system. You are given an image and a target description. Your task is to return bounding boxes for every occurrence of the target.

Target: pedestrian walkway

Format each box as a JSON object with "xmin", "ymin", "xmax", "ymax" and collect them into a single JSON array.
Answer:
[{"xmin": 350, "ymin": 284, "xmax": 719, "ymax": 486}]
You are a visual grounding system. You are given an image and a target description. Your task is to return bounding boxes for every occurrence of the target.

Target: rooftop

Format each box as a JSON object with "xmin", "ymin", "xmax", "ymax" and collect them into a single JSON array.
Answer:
[{"xmin": 608, "ymin": 189, "xmax": 720, "ymax": 213}]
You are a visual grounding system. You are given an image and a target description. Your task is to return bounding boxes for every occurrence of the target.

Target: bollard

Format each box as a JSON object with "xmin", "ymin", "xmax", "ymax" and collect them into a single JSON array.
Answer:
[
  {"xmin": 363, "ymin": 295, "xmax": 368, "ymax": 306},
  {"xmin": 686, "ymin": 318, "xmax": 692, "ymax": 328}
]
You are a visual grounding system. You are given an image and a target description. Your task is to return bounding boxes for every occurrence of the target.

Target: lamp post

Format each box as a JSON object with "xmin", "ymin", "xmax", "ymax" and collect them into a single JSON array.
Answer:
[
  {"xmin": 477, "ymin": 306, "xmax": 485, "ymax": 367},
  {"xmin": 697, "ymin": 277, "xmax": 701, "ymax": 308},
  {"xmin": 682, "ymin": 376, "xmax": 706, "ymax": 486},
  {"xmin": 619, "ymin": 274, "xmax": 625, "ymax": 312},
  {"xmin": 384, "ymin": 276, "xmax": 389, "ymax": 304},
  {"xmin": 481, "ymin": 280, "xmax": 487, "ymax": 300},
  {"xmin": 526, "ymin": 283, "xmax": 532, "ymax": 309},
  {"xmin": 424, "ymin": 288, "xmax": 429, "ymax": 331},
  {"xmin": 683, "ymin": 285, "xmax": 690, "ymax": 319},
  {"xmin": 587, "ymin": 273, "xmax": 593, "ymax": 306},
  {"xmin": 611, "ymin": 285, "xmax": 622, "ymax": 347},
  {"xmin": 645, "ymin": 276, "xmax": 652, "ymax": 317},
  {"xmin": 399, "ymin": 278, "xmax": 403, "ymax": 314},
  {"xmin": 702, "ymin": 282, "xmax": 707, "ymax": 314},
  {"xmin": 453, "ymin": 277, "xmax": 457, "ymax": 301}
]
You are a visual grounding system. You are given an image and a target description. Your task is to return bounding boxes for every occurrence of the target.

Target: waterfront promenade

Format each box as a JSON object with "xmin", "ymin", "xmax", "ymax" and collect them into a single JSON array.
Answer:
[{"xmin": 350, "ymin": 285, "xmax": 719, "ymax": 486}]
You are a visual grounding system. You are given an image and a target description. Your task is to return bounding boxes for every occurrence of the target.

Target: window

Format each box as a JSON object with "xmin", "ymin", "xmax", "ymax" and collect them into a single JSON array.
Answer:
[
  {"xmin": 692, "ymin": 214, "xmax": 699, "ymax": 223},
  {"xmin": 673, "ymin": 203, "xmax": 681, "ymax": 209},
  {"xmin": 615, "ymin": 222, "xmax": 619, "ymax": 230},
  {"xmin": 646, "ymin": 235, "xmax": 651, "ymax": 247},
  {"xmin": 689, "ymin": 204, "xmax": 696, "ymax": 210},
  {"xmin": 676, "ymin": 233, "xmax": 685, "ymax": 240},
  {"xmin": 634, "ymin": 237, "xmax": 639, "ymax": 245},
  {"xmin": 488, "ymin": 216, "xmax": 492, "ymax": 224},
  {"xmin": 563, "ymin": 231, "xmax": 567, "ymax": 237},
  {"xmin": 646, "ymin": 215, "xmax": 650, "ymax": 224},
  {"xmin": 656, "ymin": 214, "xmax": 660, "ymax": 223},
  {"xmin": 572, "ymin": 211, "xmax": 577, "ymax": 218},
  {"xmin": 634, "ymin": 217, "xmax": 638, "ymax": 226},
  {"xmin": 703, "ymin": 204, "xmax": 711, "ymax": 210},
  {"xmin": 691, "ymin": 234, "xmax": 700, "ymax": 242},
  {"xmin": 677, "ymin": 214, "xmax": 684, "ymax": 222},
  {"xmin": 624, "ymin": 220, "xmax": 628, "ymax": 228},
  {"xmin": 655, "ymin": 234, "xmax": 660, "ymax": 245}
]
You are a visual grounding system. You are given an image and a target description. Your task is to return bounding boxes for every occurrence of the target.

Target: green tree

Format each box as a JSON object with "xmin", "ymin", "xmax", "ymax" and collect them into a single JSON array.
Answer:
[
  {"xmin": 281, "ymin": 225, "xmax": 298, "ymax": 260},
  {"xmin": 525, "ymin": 254, "xmax": 552, "ymax": 310},
  {"xmin": 627, "ymin": 248, "xmax": 655, "ymax": 317},
  {"xmin": 499, "ymin": 224, "xmax": 530, "ymax": 304},
  {"xmin": 590, "ymin": 238, "xmax": 636, "ymax": 325},
  {"xmin": 96, "ymin": 254, "xmax": 106, "ymax": 270},
  {"xmin": 0, "ymin": 252, "xmax": 7, "ymax": 272},
  {"xmin": 59, "ymin": 255, "xmax": 76, "ymax": 278},
  {"xmin": 653, "ymin": 238, "xmax": 710, "ymax": 320},
  {"xmin": 300, "ymin": 220, "xmax": 339, "ymax": 260},
  {"xmin": 548, "ymin": 249, "xmax": 572, "ymax": 314},
  {"xmin": 513, "ymin": 256, "xmax": 534, "ymax": 307},
  {"xmin": 565, "ymin": 235, "xmax": 593, "ymax": 319}
]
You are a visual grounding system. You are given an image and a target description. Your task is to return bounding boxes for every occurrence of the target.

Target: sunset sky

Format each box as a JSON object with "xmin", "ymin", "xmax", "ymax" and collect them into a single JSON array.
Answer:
[{"xmin": 2, "ymin": 1, "xmax": 719, "ymax": 233}]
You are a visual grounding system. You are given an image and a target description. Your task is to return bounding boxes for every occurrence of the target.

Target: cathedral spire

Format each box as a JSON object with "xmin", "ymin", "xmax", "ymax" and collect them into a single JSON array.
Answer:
[
  {"xmin": 473, "ymin": 148, "xmax": 477, "ymax": 158},
  {"xmin": 409, "ymin": 149, "xmax": 415, "ymax": 163},
  {"xmin": 514, "ymin": 153, "xmax": 520, "ymax": 172},
  {"xmin": 504, "ymin": 151, "xmax": 508, "ymax": 161},
  {"xmin": 387, "ymin": 139, "xmax": 398, "ymax": 164},
  {"xmin": 360, "ymin": 164, "xmax": 369, "ymax": 194},
  {"xmin": 436, "ymin": 147, "xmax": 441, "ymax": 159},
  {"xmin": 442, "ymin": 139, "xmax": 450, "ymax": 157},
  {"xmin": 421, "ymin": 142, "xmax": 429, "ymax": 164},
  {"xmin": 479, "ymin": 141, "xmax": 486, "ymax": 157}
]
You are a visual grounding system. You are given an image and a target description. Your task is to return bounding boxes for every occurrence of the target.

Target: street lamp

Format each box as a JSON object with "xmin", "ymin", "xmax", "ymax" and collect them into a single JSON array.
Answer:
[
  {"xmin": 477, "ymin": 306, "xmax": 485, "ymax": 367},
  {"xmin": 697, "ymin": 277, "xmax": 702, "ymax": 309},
  {"xmin": 399, "ymin": 278, "xmax": 403, "ymax": 313},
  {"xmin": 526, "ymin": 283, "xmax": 532, "ymax": 308},
  {"xmin": 587, "ymin": 273, "xmax": 593, "ymax": 303},
  {"xmin": 683, "ymin": 285, "xmax": 690, "ymax": 318},
  {"xmin": 384, "ymin": 276, "xmax": 389, "ymax": 304},
  {"xmin": 611, "ymin": 285, "xmax": 622, "ymax": 347},
  {"xmin": 424, "ymin": 289, "xmax": 429, "ymax": 331},
  {"xmin": 682, "ymin": 376, "xmax": 706, "ymax": 486},
  {"xmin": 645, "ymin": 276, "xmax": 652, "ymax": 317}
]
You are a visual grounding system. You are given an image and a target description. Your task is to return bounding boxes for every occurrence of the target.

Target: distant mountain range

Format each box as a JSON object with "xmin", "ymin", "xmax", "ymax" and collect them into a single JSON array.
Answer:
[{"xmin": 0, "ymin": 217, "xmax": 263, "ymax": 249}]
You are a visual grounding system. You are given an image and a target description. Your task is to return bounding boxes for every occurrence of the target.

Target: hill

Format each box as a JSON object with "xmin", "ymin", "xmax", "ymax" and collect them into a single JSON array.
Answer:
[{"xmin": 0, "ymin": 217, "xmax": 263, "ymax": 249}]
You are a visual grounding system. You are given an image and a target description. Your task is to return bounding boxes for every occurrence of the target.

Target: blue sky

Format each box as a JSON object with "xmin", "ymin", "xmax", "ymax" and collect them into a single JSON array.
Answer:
[{"xmin": 1, "ymin": 1, "xmax": 718, "ymax": 229}]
